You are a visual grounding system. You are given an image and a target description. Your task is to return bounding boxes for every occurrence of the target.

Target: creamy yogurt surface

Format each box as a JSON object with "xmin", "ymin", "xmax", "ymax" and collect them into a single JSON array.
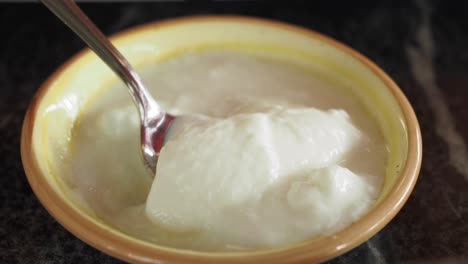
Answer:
[{"xmin": 69, "ymin": 50, "xmax": 387, "ymax": 251}]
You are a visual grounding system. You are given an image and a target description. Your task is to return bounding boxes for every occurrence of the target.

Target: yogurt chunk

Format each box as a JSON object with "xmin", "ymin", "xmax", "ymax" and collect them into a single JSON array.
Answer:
[{"xmin": 146, "ymin": 107, "xmax": 376, "ymax": 246}]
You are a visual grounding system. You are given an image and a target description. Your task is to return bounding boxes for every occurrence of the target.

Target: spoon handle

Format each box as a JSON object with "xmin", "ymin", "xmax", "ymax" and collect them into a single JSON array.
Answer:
[{"xmin": 41, "ymin": 0, "xmax": 162, "ymax": 118}]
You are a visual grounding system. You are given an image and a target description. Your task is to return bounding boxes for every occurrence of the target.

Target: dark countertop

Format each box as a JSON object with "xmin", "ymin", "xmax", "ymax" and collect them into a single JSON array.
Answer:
[{"xmin": 1, "ymin": 1, "xmax": 467, "ymax": 263}]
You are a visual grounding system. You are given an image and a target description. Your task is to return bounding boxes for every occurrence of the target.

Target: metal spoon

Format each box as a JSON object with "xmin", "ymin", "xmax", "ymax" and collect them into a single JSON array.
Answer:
[{"xmin": 41, "ymin": 0, "xmax": 174, "ymax": 175}]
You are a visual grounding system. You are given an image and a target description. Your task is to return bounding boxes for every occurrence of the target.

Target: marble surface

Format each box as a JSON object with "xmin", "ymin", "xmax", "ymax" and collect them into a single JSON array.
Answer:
[{"xmin": 1, "ymin": 0, "xmax": 467, "ymax": 263}]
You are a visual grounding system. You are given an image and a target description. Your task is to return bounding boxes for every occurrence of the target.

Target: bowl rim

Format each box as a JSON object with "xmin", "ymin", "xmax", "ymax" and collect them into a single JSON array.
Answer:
[{"xmin": 21, "ymin": 15, "xmax": 422, "ymax": 264}]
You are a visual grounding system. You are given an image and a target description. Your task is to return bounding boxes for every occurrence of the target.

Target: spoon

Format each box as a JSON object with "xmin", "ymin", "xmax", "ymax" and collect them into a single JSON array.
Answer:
[{"xmin": 41, "ymin": 0, "xmax": 174, "ymax": 175}]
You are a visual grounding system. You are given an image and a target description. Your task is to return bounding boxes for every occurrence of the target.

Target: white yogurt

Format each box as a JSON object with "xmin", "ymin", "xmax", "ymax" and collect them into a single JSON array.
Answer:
[{"xmin": 69, "ymin": 50, "xmax": 386, "ymax": 251}]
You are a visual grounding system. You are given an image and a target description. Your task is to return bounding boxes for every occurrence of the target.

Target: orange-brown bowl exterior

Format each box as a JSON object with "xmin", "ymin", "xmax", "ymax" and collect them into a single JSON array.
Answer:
[{"xmin": 21, "ymin": 16, "xmax": 422, "ymax": 264}]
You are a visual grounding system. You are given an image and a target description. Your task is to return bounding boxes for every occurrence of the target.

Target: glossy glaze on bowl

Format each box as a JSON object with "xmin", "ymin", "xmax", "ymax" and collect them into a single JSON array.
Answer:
[{"xmin": 21, "ymin": 16, "xmax": 422, "ymax": 264}]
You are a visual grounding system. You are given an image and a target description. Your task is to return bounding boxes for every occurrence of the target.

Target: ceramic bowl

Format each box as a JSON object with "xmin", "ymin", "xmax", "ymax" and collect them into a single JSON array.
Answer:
[{"xmin": 21, "ymin": 16, "xmax": 422, "ymax": 264}]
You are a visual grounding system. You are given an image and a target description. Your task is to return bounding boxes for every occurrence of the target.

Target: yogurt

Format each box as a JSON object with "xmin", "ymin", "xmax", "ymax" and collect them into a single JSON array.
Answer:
[
  {"xmin": 147, "ymin": 108, "xmax": 375, "ymax": 247},
  {"xmin": 69, "ymin": 50, "xmax": 386, "ymax": 251}
]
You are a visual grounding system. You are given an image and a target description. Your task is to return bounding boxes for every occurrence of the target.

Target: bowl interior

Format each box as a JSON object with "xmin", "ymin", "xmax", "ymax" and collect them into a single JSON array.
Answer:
[{"xmin": 23, "ymin": 16, "xmax": 416, "ymax": 263}]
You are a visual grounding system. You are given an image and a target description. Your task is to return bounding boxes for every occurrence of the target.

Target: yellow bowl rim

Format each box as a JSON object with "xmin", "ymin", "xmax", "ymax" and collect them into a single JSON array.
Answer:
[{"xmin": 20, "ymin": 15, "xmax": 422, "ymax": 264}]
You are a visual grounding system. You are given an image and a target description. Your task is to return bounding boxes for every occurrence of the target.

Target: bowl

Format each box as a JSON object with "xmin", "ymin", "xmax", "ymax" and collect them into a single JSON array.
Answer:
[{"xmin": 21, "ymin": 16, "xmax": 422, "ymax": 264}]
